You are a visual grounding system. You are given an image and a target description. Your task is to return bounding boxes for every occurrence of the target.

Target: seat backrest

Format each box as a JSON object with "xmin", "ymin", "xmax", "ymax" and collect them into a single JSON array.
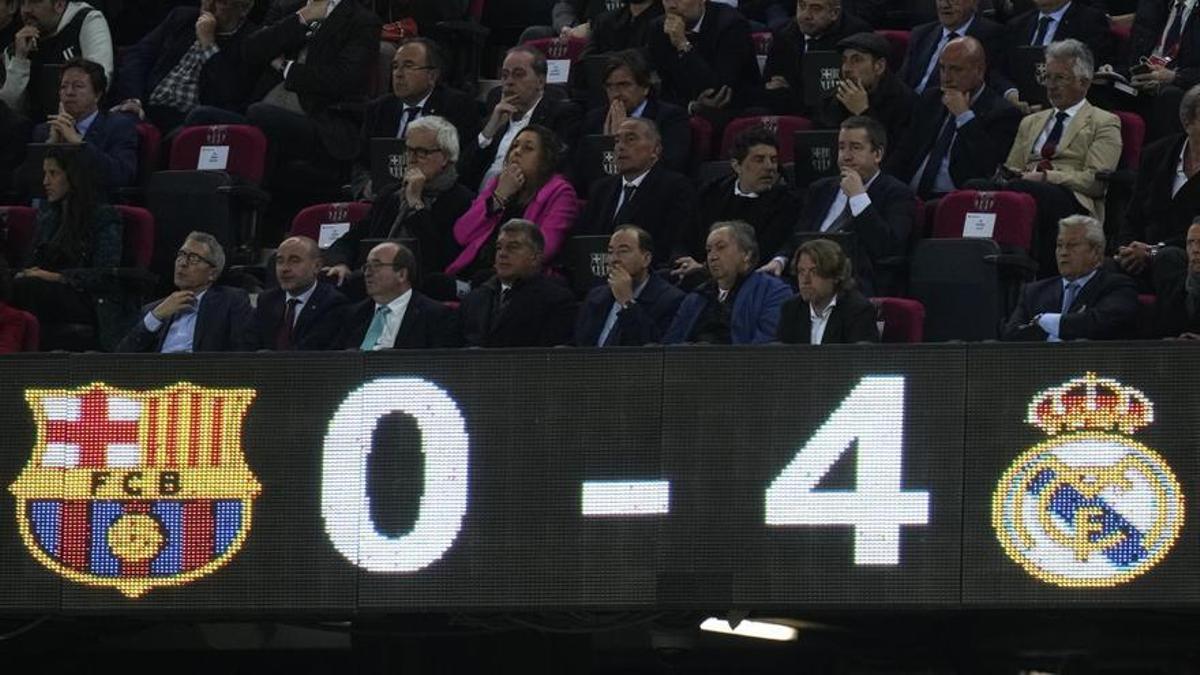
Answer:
[
  {"xmin": 1114, "ymin": 110, "xmax": 1145, "ymax": 170},
  {"xmin": 168, "ymin": 124, "xmax": 268, "ymax": 184},
  {"xmin": 18, "ymin": 308, "xmax": 39, "ymax": 352},
  {"xmin": 368, "ymin": 40, "xmax": 398, "ymax": 100},
  {"xmin": 467, "ymin": 0, "xmax": 486, "ymax": 20},
  {"xmin": 689, "ymin": 115, "xmax": 714, "ymax": 166},
  {"xmin": 1, "ymin": 205, "xmax": 37, "ymax": 268},
  {"xmin": 290, "ymin": 202, "xmax": 373, "ymax": 248},
  {"xmin": 909, "ymin": 237, "xmax": 1003, "ymax": 341},
  {"xmin": 694, "ymin": 159, "xmax": 733, "ymax": 186},
  {"xmin": 933, "ymin": 189, "xmax": 1036, "ymax": 252},
  {"xmin": 145, "ymin": 170, "xmax": 236, "ymax": 284},
  {"xmin": 134, "ymin": 122, "xmax": 162, "ymax": 185},
  {"xmin": 875, "ymin": 30, "xmax": 910, "ymax": 72},
  {"xmin": 114, "ymin": 205, "xmax": 155, "ymax": 268},
  {"xmin": 720, "ymin": 115, "xmax": 814, "ymax": 163},
  {"xmin": 522, "ymin": 36, "xmax": 589, "ymax": 63},
  {"xmin": 870, "ymin": 296, "xmax": 925, "ymax": 343}
]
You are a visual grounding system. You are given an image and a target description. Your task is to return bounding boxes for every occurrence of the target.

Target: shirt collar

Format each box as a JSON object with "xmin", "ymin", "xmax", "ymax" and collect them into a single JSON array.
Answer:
[
  {"xmin": 1063, "ymin": 267, "xmax": 1098, "ymax": 287},
  {"xmin": 630, "ymin": 98, "xmax": 649, "ymax": 118},
  {"xmin": 1040, "ymin": 2, "xmax": 1072, "ymax": 22},
  {"xmin": 287, "ymin": 281, "xmax": 319, "ymax": 305},
  {"xmin": 623, "ymin": 167, "xmax": 652, "ymax": 188},
  {"xmin": 76, "ymin": 110, "xmax": 99, "ymax": 136},
  {"xmin": 1055, "ymin": 97, "xmax": 1087, "ymax": 119},
  {"xmin": 402, "ymin": 89, "xmax": 433, "ymax": 110},
  {"xmin": 515, "ymin": 94, "xmax": 543, "ymax": 123},
  {"xmin": 379, "ymin": 288, "xmax": 412, "ymax": 314},
  {"xmin": 810, "ymin": 293, "xmax": 839, "ymax": 321},
  {"xmin": 690, "ymin": 8, "xmax": 706, "ymax": 33},
  {"xmin": 632, "ymin": 275, "xmax": 651, "ymax": 299},
  {"xmin": 943, "ymin": 14, "xmax": 975, "ymax": 39},
  {"xmin": 862, "ymin": 170, "xmax": 881, "ymax": 190},
  {"xmin": 733, "ymin": 180, "xmax": 760, "ymax": 198}
]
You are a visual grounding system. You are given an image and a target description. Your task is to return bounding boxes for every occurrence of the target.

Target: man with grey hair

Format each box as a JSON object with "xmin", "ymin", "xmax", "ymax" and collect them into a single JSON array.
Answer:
[
  {"xmin": 117, "ymin": 231, "xmax": 254, "ymax": 352},
  {"xmin": 1000, "ymin": 38, "xmax": 1122, "ymax": 274},
  {"xmin": 664, "ymin": 220, "xmax": 791, "ymax": 344},
  {"xmin": 1003, "ymin": 215, "xmax": 1137, "ymax": 341}
]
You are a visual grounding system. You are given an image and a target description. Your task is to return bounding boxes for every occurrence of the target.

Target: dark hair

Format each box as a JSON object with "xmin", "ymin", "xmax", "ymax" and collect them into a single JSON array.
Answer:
[
  {"xmin": 732, "ymin": 125, "xmax": 778, "ymax": 162},
  {"xmin": 602, "ymin": 49, "xmax": 652, "ymax": 89},
  {"xmin": 388, "ymin": 242, "xmax": 420, "ymax": 285},
  {"xmin": 398, "ymin": 36, "xmax": 445, "ymax": 74},
  {"xmin": 508, "ymin": 124, "xmax": 565, "ymax": 186},
  {"xmin": 840, "ymin": 115, "xmax": 887, "ymax": 152},
  {"xmin": 60, "ymin": 57, "xmax": 107, "ymax": 97},
  {"xmin": 43, "ymin": 148, "xmax": 102, "ymax": 261},
  {"xmin": 613, "ymin": 224, "xmax": 654, "ymax": 254},
  {"xmin": 499, "ymin": 218, "xmax": 545, "ymax": 255},
  {"xmin": 504, "ymin": 44, "xmax": 548, "ymax": 78},
  {"xmin": 795, "ymin": 238, "xmax": 854, "ymax": 292}
]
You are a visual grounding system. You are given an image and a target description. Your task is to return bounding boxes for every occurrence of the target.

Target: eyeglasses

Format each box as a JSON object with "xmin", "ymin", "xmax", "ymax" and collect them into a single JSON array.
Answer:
[
  {"xmin": 176, "ymin": 250, "xmax": 215, "ymax": 267},
  {"xmin": 394, "ymin": 62, "xmax": 436, "ymax": 72},
  {"xmin": 405, "ymin": 145, "xmax": 443, "ymax": 160},
  {"xmin": 1040, "ymin": 74, "xmax": 1077, "ymax": 86},
  {"xmin": 362, "ymin": 261, "xmax": 398, "ymax": 273}
]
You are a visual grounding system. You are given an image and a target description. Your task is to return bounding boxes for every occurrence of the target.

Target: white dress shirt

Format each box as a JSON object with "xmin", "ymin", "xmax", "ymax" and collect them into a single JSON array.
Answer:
[
  {"xmin": 367, "ymin": 289, "xmax": 413, "ymax": 350},
  {"xmin": 1157, "ymin": 0, "xmax": 1198, "ymax": 56},
  {"xmin": 614, "ymin": 167, "xmax": 652, "ymax": 213},
  {"xmin": 1032, "ymin": 1, "xmax": 1072, "ymax": 46},
  {"xmin": 809, "ymin": 294, "xmax": 839, "ymax": 345},
  {"xmin": 916, "ymin": 16, "xmax": 976, "ymax": 93},
  {"xmin": 284, "ymin": 281, "xmax": 319, "ymax": 328},
  {"xmin": 819, "ymin": 171, "xmax": 881, "ymax": 232}
]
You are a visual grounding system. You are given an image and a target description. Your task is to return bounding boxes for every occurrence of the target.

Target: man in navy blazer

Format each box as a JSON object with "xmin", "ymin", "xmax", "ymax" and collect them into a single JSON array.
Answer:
[
  {"xmin": 116, "ymin": 231, "xmax": 255, "ymax": 353},
  {"xmin": 764, "ymin": 116, "xmax": 915, "ymax": 297},
  {"xmin": 575, "ymin": 226, "xmax": 685, "ymax": 347},
  {"xmin": 647, "ymin": 0, "xmax": 761, "ymax": 112},
  {"xmin": 338, "ymin": 241, "xmax": 461, "ymax": 350},
  {"xmin": 32, "ymin": 58, "xmax": 137, "ymax": 191},
  {"xmin": 251, "ymin": 236, "xmax": 347, "ymax": 350},
  {"xmin": 665, "ymin": 221, "xmax": 791, "ymax": 344},
  {"xmin": 1003, "ymin": 215, "xmax": 1138, "ymax": 341},
  {"xmin": 898, "ymin": 0, "xmax": 1011, "ymax": 95},
  {"xmin": 1001, "ymin": 0, "xmax": 1113, "ymax": 110}
]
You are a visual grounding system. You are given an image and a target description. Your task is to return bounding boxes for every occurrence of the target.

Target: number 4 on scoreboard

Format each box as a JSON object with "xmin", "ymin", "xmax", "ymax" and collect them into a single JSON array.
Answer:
[{"xmin": 765, "ymin": 375, "xmax": 929, "ymax": 565}]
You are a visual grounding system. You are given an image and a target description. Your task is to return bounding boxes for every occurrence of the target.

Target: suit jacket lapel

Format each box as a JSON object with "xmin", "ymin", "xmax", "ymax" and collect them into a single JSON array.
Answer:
[
  {"xmin": 193, "ymin": 291, "xmax": 212, "ymax": 351},
  {"xmin": 393, "ymin": 297, "xmax": 419, "ymax": 347},
  {"xmin": 1057, "ymin": 101, "xmax": 1091, "ymax": 155}
]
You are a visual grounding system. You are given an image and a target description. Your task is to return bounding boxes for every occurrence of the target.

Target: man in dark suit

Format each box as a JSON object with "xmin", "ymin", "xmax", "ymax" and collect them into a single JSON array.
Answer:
[
  {"xmin": 358, "ymin": 37, "xmax": 480, "ymax": 193},
  {"xmin": 109, "ymin": 0, "xmax": 258, "ymax": 133},
  {"xmin": 577, "ymin": 117, "xmax": 696, "ymax": 267},
  {"xmin": 339, "ymin": 241, "xmax": 460, "ymax": 349},
  {"xmin": 886, "ymin": 36, "xmax": 1021, "ymax": 200},
  {"xmin": 575, "ymin": 225, "xmax": 685, "ymax": 346},
  {"xmin": 116, "ymin": 231, "xmax": 254, "ymax": 353},
  {"xmin": 647, "ymin": 0, "xmax": 761, "ymax": 113},
  {"xmin": 460, "ymin": 219, "xmax": 577, "ymax": 347},
  {"xmin": 31, "ymin": 58, "xmax": 137, "ymax": 192},
  {"xmin": 1124, "ymin": 0, "xmax": 1200, "ymax": 138},
  {"xmin": 764, "ymin": 116, "xmax": 915, "ymax": 296},
  {"xmin": 1003, "ymin": 215, "xmax": 1138, "ymax": 340},
  {"xmin": 251, "ymin": 236, "xmax": 347, "ymax": 350},
  {"xmin": 761, "ymin": 0, "xmax": 871, "ymax": 115},
  {"xmin": 777, "ymin": 237, "xmax": 880, "ymax": 344},
  {"xmin": 469, "ymin": 45, "xmax": 582, "ymax": 190},
  {"xmin": 580, "ymin": 49, "xmax": 690, "ymax": 173},
  {"xmin": 238, "ymin": 0, "xmax": 380, "ymax": 177},
  {"xmin": 819, "ymin": 32, "xmax": 917, "ymax": 147},
  {"xmin": 1001, "ymin": 0, "xmax": 1112, "ymax": 112},
  {"xmin": 898, "ymin": 0, "xmax": 1010, "ymax": 95},
  {"xmin": 588, "ymin": 0, "xmax": 664, "ymax": 54},
  {"xmin": 1149, "ymin": 220, "xmax": 1200, "ymax": 338}
]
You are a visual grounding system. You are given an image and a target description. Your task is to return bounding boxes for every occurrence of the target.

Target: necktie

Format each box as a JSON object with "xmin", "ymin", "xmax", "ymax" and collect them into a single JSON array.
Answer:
[
  {"xmin": 803, "ymin": 37, "xmax": 813, "ymax": 54},
  {"xmin": 1061, "ymin": 281, "xmax": 1080, "ymax": 314},
  {"xmin": 276, "ymin": 298, "xmax": 300, "ymax": 350},
  {"xmin": 926, "ymin": 31, "xmax": 959, "ymax": 91},
  {"xmin": 1164, "ymin": 0, "xmax": 1189, "ymax": 58},
  {"xmin": 916, "ymin": 111, "xmax": 958, "ymax": 197},
  {"xmin": 1038, "ymin": 111, "xmax": 1069, "ymax": 171},
  {"xmin": 359, "ymin": 305, "xmax": 390, "ymax": 350},
  {"xmin": 826, "ymin": 202, "xmax": 853, "ymax": 232},
  {"xmin": 398, "ymin": 106, "xmax": 421, "ymax": 138},
  {"xmin": 613, "ymin": 183, "xmax": 637, "ymax": 225},
  {"xmin": 1033, "ymin": 15, "xmax": 1054, "ymax": 46}
]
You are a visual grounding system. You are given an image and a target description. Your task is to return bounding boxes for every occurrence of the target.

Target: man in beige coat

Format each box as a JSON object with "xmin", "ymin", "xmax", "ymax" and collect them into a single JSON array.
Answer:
[{"xmin": 1001, "ymin": 38, "xmax": 1122, "ymax": 274}]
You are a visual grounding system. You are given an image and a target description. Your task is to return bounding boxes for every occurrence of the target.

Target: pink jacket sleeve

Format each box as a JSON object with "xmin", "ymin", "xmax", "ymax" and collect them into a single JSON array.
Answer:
[{"xmin": 526, "ymin": 175, "xmax": 579, "ymax": 264}]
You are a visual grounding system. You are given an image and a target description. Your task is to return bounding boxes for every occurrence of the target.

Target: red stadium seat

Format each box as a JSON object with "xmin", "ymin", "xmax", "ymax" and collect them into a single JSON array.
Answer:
[
  {"xmin": 290, "ymin": 202, "xmax": 373, "ymax": 248},
  {"xmin": 719, "ymin": 115, "xmax": 815, "ymax": 163},
  {"xmin": 1, "ymin": 205, "xmax": 36, "ymax": 268},
  {"xmin": 875, "ymin": 30, "xmax": 910, "ymax": 71},
  {"xmin": 169, "ymin": 124, "xmax": 268, "ymax": 185},
  {"xmin": 18, "ymin": 308, "xmax": 39, "ymax": 352},
  {"xmin": 751, "ymin": 31, "xmax": 773, "ymax": 74},
  {"xmin": 1114, "ymin": 110, "xmax": 1146, "ymax": 170},
  {"xmin": 870, "ymin": 297, "xmax": 925, "ymax": 343},
  {"xmin": 522, "ymin": 36, "xmax": 589, "ymax": 63},
  {"xmin": 689, "ymin": 115, "xmax": 714, "ymax": 167},
  {"xmin": 933, "ymin": 190, "xmax": 1037, "ymax": 253},
  {"xmin": 114, "ymin": 205, "xmax": 155, "ymax": 268},
  {"xmin": 134, "ymin": 122, "xmax": 162, "ymax": 184}
]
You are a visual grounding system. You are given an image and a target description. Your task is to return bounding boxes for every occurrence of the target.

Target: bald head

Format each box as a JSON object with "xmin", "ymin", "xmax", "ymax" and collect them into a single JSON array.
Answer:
[
  {"xmin": 938, "ymin": 36, "xmax": 986, "ymax": 93},
  {"xmin": 275, "ymin": 236, "xmax": 322, "ymax": 293}
]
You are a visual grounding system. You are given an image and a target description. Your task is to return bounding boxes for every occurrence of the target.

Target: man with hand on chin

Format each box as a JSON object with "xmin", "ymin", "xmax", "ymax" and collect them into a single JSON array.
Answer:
[{"xmin": 648, "ymin": 0, "xmax": 760, "ymax": 115}]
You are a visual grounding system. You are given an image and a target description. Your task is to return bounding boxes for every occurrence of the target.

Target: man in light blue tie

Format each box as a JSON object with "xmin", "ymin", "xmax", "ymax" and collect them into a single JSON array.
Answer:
[
  {"xmin": 338, "ymin": 241, "xmax": 460, "ymax": 349},
  {"xmin": 116, "ymin": 231, "xmax": 255, "ymax": 352},
  {"xmin": 1003, "ymin": 215, "xmax": 1138, "ymax": 341}
]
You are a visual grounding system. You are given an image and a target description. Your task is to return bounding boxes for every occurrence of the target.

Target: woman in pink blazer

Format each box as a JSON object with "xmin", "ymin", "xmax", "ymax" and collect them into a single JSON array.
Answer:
[{"xmin": 446, "ymin": 124, "xmax": 578, "ymax": 284}]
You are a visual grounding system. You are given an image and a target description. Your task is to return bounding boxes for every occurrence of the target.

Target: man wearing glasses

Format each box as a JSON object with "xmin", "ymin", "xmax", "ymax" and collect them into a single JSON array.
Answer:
[{"xmin": 116, "ymin": 231, "xmax": 254, "ymax": 353}]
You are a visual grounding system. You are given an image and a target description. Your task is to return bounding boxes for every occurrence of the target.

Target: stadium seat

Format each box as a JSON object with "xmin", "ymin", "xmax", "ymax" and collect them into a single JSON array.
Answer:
[
  {"xmin": 17, "ymin": 308, "xmax": 39, "ymax": 352},
  {"xmin": 875, "ymin": 30, "xmax": 910, "ymax": 72},
  {"xmin": 693, "ymin": 160, "xmax": 733, "ymax": 186},
  {"xmin": 114, "ymin": 205, "xmax": 155, "ymax": 269},
  {"xmin": 689, "ymin": 115, "xmax": 714, "ymax": 168},
  {"xmin": 168, "ymin": 124, "xmax": 268, "ymax": 184},
  {"xmin": 522, "ymin": 36, "xmax": 589, "ymax": 63},
  {"xmin": 134, "ymin": 122, "xmax": 162, "ymax": 185},
  {"xmin": 909, "ymin": 237, "xmax": 1006, "ymax": 341},
  {"xmin": 870, "ymin": 297, "xmax": 925, "ymax": 343},
  {"xmin": 1, "ymin": 205, "xmax": 36, "ymax": 268},
  {"xmin": 1097, "ymin": 111, "xmax": 1146, "ymax": 247},
  {"xmin": 719, "ymin": 116, "xmax": 815, "ymax": 163},
  {"xmin": 367, "ymin": 41, "xmax": 398, "ymax": 100},
  {"xmin": 1114, "ymin": 110, "xmax": 1145, "ymax": 170},
  {"xmin": 290, "ymin": 202, "xmax": 373, "ymax": 248},
  {"xmin": 932, "ymin": 190, "xmax": 1037, "ymax": 253}
]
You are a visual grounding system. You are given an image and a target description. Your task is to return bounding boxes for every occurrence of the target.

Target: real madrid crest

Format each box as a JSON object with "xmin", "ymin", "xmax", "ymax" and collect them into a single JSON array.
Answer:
[
  {"xmin": 10, "ymin": 382, "xmax": 260, "ymax": 598},
  {"xmin": 992, "ymin": 373, "xmax": 1183, "ymax": 588}
]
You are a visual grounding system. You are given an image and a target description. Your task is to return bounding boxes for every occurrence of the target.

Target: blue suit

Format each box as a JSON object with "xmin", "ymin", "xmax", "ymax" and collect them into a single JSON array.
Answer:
[
  {"xmin": 116, "ymin": 285, "xmax": 255, "ymax": 353},
  {"xmin": 575, "ymin": 274, "xmax": 685, "ymax": 347},
  {"xmin": 33, "ymin": 110, "xmax": 138, "ymax": 190},
  {"xmin": 664, "ymin": 272, "xmax": 791, "ymax": 345}
]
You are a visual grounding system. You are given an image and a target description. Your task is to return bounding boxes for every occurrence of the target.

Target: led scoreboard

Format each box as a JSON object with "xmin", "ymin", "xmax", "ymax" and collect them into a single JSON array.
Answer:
[{"xmin": 0, "ymin": 343, "xmax": 1197, "ymax": 614}]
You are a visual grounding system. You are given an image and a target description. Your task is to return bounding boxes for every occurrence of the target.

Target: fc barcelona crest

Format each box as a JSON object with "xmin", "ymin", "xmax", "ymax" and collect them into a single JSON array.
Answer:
[
  {"xmin": 10, "ymin": 383, "xmax": 260, "ymax": 598},
  {"xmin": 992, "ymin": 374, "xmax": 1183, "ymax": 588}
]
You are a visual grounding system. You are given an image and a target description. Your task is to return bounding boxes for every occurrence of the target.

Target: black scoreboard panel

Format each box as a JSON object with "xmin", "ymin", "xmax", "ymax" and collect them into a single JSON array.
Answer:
[{"xmin": 0, "ymin": 344, "xmax": 1197, "ymax": 615}]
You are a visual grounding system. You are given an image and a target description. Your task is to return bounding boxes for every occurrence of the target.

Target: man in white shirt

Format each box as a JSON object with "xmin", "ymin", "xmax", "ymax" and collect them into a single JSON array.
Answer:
[{"xmin": 342, "ymin": 241, "xmax": 459, "ymax": 350}]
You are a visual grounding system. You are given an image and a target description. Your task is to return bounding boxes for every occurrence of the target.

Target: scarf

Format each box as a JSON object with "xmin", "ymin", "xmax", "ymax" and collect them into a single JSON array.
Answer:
[{"xmin": 388, "ymin": 165, "xmax": 460, "ymax": 238}]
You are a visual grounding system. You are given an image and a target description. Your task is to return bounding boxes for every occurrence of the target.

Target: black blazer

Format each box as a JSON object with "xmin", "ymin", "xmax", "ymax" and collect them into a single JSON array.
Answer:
[
  {"xmin": 579, "ymin": 97, "xmax": 691, "ymax": 173},
  {"xmin": 818, "ymin": 71, "xmax": 917, "ymax": 148},
  {"xmin": 466, "ymin": 87, "xmax": 582, "ymax": 188},
  {"xmin": 1004, "ymin": 3, "xmax": 1113, "ymax": 70},
  {"xmin": 1129, "ymin": 0, "xmax": 1200, "ymax": 88},
  {"xmin": 360, "ymin": 84, "xmax": 482, "ymax": 171},
  {"xmin": 337, "ymin": 291, "xmax": 462, "ymax": 349},
  {"xmin": 899, "ymin": 15, "xmax": 1012, "ymax": 94},
  {"xmin": 574, "ymin": 273, "xmax": 685, "ymax": 346},
  {"xmin": 884, "ymin": 84, "xmax": 1022, "ymax": 196},
  {"xmin": 577, "ymin": 162, "xmax": 697, "ymax": 266},
  {"xmin": 1002, "ymin": 269, "xmax": 1139, "ymax": 341},
  {"xmin": 647, "ymin": 1, "xmax": 762, "ymax": 110},
  {"xmin": 114, "ymin": 6, "xmax": 259, "ymax": 114},
  {"xmin": 32, "ymin": 110, "xmax": 139, "ymax": 191},
  {"xmin": 789, "ymin": 173, "xmax": 916, "ymax": 296},
  {"xmin": 116, "ymin": 285, "xmax": 255, "ymax": 353},
  {"xmin": 776, "ymin": 289, "xmax": 880, "ymax": 344},
  {"xmin": 242, "ymin": 0, "xmax": 381, "ymax": 162},
  {"xmin": 460, "ymin": 274, "xmax": 578, "ymax": 347},
  {"xmin": 694, "ymin": 173, "xmax": 802, "ymax": 264},
  {"xmin": 760, "ymin": 11, "xmax": 872, "ymax": 115},
  {"xmin": 1120, "ymin": 133, "xmax": 1200, "ymax": 249},
  {"xmin": 588, "ymin": 0, "xmax": 665, "ymax": 54},
  {"xmin": 251, "ymin": 282, "xmax": 348, "ymax": 351}
]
